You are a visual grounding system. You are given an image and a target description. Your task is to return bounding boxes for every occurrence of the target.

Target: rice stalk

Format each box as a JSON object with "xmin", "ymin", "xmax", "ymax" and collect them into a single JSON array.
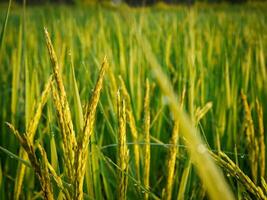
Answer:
[
  {"xmin": 177, "ymin": 160, "xmax": 191, "ymax": 200},
  {"xmin": 143, "ymin": 79, "xmax": 150, "ymax": 200},
  {"xmin": 117, "ymin": 90, "xmax": 129, "ymax": 200},
  {"xmin": 47, "ymin": 163, "xmax": 71, "ymax": 200},
  {"xmin": 119, "ymin": 75, "xmax": 140, "ymax": 184},
  {"xmin": 163, "ymin": 87, "xmax": 186, "ymax": 200},
  {"xmin": 108, "ymin": 67, "xmax": 119, "ymax": 110},
  {"xmin": 0, "ymin": 0, "xmax": 12, "ymax": 59}
]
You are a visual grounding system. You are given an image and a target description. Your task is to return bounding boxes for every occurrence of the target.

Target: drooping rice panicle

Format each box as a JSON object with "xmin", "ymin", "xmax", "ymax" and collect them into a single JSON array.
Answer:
[
  {"xmin": 14, "ymin": 76, "xmax": 52, "ymax": 200},
  {"xmin": 211, "ymin": 151, "xmax": 266, "ymax": 200},
  {"xmin": 7, "ymin": 123, "xmax": 54, "ymax": 200}
]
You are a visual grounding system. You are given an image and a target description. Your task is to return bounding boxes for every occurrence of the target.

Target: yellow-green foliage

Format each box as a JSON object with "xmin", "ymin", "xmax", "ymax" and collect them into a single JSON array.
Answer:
[{"xmin": 0, "ymin": 3, "xmax": 267, "ymax": 200}]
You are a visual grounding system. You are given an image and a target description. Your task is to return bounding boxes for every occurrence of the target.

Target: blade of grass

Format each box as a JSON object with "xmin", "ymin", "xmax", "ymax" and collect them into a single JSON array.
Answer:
[
  {"xmin": 0, "ymin": 146, "xmax": 31, "ymax": 168},
  {"xmin": 0, "ymin": 0, "xmax": 12, "ymax": 59},
  {"xmin": 177, "ymin": 161, "xmax": 191, "ymax": 200}
]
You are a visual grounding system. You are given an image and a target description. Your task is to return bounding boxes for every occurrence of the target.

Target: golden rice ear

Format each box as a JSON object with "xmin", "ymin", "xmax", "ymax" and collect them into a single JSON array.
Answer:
[
  {"xmin": 7, "ymin": 123, "xmax": 54, "ymax": 200},
  {"xmin": 51, "ymin": 84, "xmax": 73, "ymax": 180},
  {"xmin": 211, "ymin": 151, "xmax": 266, "ymax": 200},
  {"xmin": 119, "ymin": 75, "xmax": 140, "ymax": 184},
  {"xmin": 44, "ymin": 28, "xmax": 77, "ymax": 184},
  {"xmin": 256, "ymin": 99, "xmax": 265, "ymax": 180},
  {"xmin": 117, "ymin": 89, "xmax": 129, "ymax": 200},
  {"xmin": 143, "ymin": 79, "xmax": 151, "ymax": 200},
  {"xmin": 261, "ymin": 178, "xmax": 267, "ymax": 194},
  {"xmin": 74, "ymin": 57, "xmax": 108, "ymax": 200},
  {"xmin": 240, "ymin": 91, "xmax": 258, "ymax": 183},
  {"xmin": 80, "ymin": 56, "xmax": 108, "ymax": 144}
]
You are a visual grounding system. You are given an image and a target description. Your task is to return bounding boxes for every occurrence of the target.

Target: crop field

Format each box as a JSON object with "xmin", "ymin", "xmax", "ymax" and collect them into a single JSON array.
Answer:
[{"xmin": 0, "ymin": 2, "xmax": 267, "ymax": 200}]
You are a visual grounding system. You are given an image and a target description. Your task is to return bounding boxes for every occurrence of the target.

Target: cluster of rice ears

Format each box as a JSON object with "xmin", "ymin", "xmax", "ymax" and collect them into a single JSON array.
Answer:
[
  {"xmin": 6, "ymin": 28, "xmax": 108, "ymax": 200},
  {"xmin": 6, "ymin": 29, "xmax": 266, "ymax": 200}
]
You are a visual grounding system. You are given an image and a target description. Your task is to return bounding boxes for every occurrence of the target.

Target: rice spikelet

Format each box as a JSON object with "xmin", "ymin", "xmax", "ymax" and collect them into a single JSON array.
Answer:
[
  {"xmin": 241, "ymin": 91, "xmax": 258, "ymax": 183},
  {"xmin": 51, "ymin": 84, "xmax": 73, "ymax": 181},
  {"xmin": 117, "ymin": 90, "xmax": 129, "ymax": 200},
  {"xmin": 38, "ymin": 144, "xmax": 54, "ymax": 200},
  {"xmin": 256, "ymin": 99, "xmax": 265, "ymax": 179},
  {"xmin": 119, "ymin": 75, "xmax": 140, "ymax": 183},
  {"xmin": 143, "ymin": 79, "xmax": 150, "ymax": 200}
]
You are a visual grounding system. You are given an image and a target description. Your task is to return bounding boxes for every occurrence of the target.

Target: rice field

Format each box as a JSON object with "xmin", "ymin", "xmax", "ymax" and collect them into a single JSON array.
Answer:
[{"xmin": 0, "ymin": 2, "xmax": 267, "ymax": 200}]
